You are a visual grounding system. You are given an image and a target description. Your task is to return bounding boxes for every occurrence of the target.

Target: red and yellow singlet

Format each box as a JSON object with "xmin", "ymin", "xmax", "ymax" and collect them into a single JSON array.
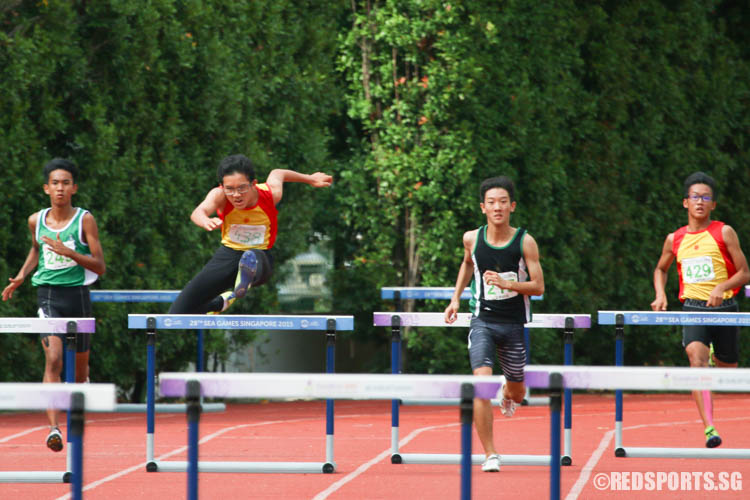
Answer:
[
  {"xmin": 673, "ymin": 220, "xmax": 739, "ymax": 302},
  {"xmin": 218, "ymin": 183, "xmax": 277, "ymax": 251}
]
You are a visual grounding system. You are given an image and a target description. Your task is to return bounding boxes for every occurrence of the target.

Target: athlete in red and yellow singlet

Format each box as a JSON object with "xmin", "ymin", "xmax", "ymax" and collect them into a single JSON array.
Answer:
[
  {"xmin": 218, "ymin": 183, "xmax": 278, "ymax": 251},
  {"xmin": 652, "ymin": 172, "xmax": 749, "ymax": 449}
]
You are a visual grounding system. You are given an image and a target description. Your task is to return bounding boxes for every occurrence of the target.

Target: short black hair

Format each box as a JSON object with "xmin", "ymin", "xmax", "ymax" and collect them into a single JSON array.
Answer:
[
  {"xmin": 683, "ymin": 171, "xmax": 717, "ymax": 201},
  {"xmin": 44, "ymin": 158, "xmax": 78, "ymax": 183},
  {"xmin": 217, "ymin": 154, "xmax": 255, "ymax": 184},
  {"xmin": 480, "ymin": 176, "xmax": 515, "ymax": 202}
]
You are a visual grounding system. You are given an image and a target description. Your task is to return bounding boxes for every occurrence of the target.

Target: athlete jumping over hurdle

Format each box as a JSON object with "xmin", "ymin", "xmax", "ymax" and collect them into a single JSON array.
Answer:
[
  {"xmin": 168, "ymin": 154, "xmax": 332, "ymax": 315},
  {"xmin": 651, "ymin": 171, "xmax": 750, "ymax": 448},
  {"xmin": 444, "ymin": 176, "xmax": 545, "ymax": 472},
  {"xmin": 2, "ymin": 159, "xmax": 106, "ymax": 452}
]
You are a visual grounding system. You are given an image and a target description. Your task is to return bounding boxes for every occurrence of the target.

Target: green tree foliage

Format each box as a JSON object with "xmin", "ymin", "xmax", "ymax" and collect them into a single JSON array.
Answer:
[
  {"xmin": 0, "ymin": 0, "xmax": 342, "ymax": 396},
  {"xmin": 331, "ymin": 0, "xmax": 750, "ymax": 372}
]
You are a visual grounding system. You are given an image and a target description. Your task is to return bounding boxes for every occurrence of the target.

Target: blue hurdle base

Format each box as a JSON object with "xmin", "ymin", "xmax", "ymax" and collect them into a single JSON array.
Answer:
[
  {"xmin": 618, "ymin": 447, "xmax": 750, "ymax": 459},
  {"xmin": 0, "ymin": 471, "xmax": 70, "ymax": 483},
  {"xmin": 393, "ymin": 453, "xmax": 552, "ymax": 466},
  {"xmin": 151, "ymin": 460, "xmax": 336, "ymax": 474}
]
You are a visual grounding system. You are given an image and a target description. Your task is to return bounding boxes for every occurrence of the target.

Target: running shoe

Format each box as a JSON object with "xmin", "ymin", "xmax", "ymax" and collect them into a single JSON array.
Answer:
[
  {"xmin": 499, "ymin": 389, "xmax": 518, "ymax": 417},
  {"xmin": 46, "ymin": 427, "xmax": 63, "ymax": 452},
  {"xmin": 709, "ymin": 343, "xmax": 715, "ymax": 367},
  {"xmin": 705, "ymin": 426, "xmax": 722, "ymax": 448},
  {"xmin": 207, "ymin": 290, "xmax": 237, "ymax": 315},
  {"xmin": 233, "ymin": 250, "xmax": 257, "ymax": 299},
  {"xmin": 481, "ymin": 454, "xmax": 500, "ymax": 472}
]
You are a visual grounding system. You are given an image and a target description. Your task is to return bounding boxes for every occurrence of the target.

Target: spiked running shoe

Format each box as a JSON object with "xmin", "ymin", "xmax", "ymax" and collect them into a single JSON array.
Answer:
[
  {"xmin": 481, "ymin": 454, "xmax": 500, "ymax": 472},
  {"xmin": 46, "ymin": 427, "xmax": 63, "ymax": 452},
  {"xmin": 233, "ymin": 251, "xmax": 257, "ymax": 299},
  {"xmin": 705, "ymin": 426, "xmax": 722, "ymax": 448},
  {"xmin": 208, "ymin": 291, "xmax": 237, "ymax": 315},
  {"xmin": 709, "ymin": 343, "xmax": 716, "ymax": 367}
]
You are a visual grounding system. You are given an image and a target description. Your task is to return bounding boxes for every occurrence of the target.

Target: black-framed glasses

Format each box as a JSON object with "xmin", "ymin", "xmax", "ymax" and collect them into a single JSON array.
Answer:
[
  {"xmin": 688, "ymin": 194, "xmax": 712, "ymax": 202},
  {"xmin": 223, "ymin": 184, "xmax": 251, "ymax": 196}
]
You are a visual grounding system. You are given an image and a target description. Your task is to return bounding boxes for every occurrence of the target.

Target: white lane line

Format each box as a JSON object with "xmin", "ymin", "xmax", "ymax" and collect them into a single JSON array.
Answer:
[
  {"xmin": 564, "ymin": 415, "xmax": 750, "ymax": 500},
  {"xmin": 52, "ymin": 412, "xmax": 380, "ymax": 500}
]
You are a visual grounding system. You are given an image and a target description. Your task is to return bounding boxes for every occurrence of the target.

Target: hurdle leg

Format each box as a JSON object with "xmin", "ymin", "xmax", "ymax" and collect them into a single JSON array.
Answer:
[
  {"xmin": 324, "ymin": 319, "xmax": 336, "ymax": 473},
  {"xmin": 390, "ymin": 315, "xmax": 402, "ymax": 463},
  {"xmin": 524, "ymin": 327, "xmax": 531, "ymax": 403},
  {"xmin": 562, "ymin": 318, "xmax": 574, "ymax": 466},
  {"xmin": 186, "ymin": 381, "xmax": 201, "ymax": 500},
  {"xmin": 460, "ymin": 384, "xmax": 473, "ymax": 500},
  {"xmin": 69, "ymin": 392, "xmax": 84, "ymax": 500},
  {"xmin": 549, "ymin": 373, "xmax": 563, "ymax": 500},
  {"xmin": 146, "ymin": 318, "xmax": 158, "ymax": 470},
  {"xmin": 614, "ymin": 314, "xmax": 625, "ymax": 457},
  {"xmin": 65, "ymin": 321, "xmax": 77, "ymax": 475}
]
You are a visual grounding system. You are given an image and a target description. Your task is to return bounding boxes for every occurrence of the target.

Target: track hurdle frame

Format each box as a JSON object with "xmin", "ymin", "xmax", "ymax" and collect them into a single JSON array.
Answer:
[
  {"xmin": 381, "ymin": 287, "xmax": 546, "ymax": 405},
  {"xmin": 0, "ymin": 317, "xmax": 95, "ymax": 480},
  {"xmin": 373, "ymin": 311, "xmax": 590, "ymax": 466},
  {"xmin": 599, "ymin": 310, "xmax": 750, "ymax": 459},
  {"xmin": 0, "ymin": 382, "xmax": 115, "ymax": 499},
  {"xmin": 523, "ymin": 364, "xmax": 750, "ymax": 500},
  {"xmin": 91, "ymin": 290, "xmax": 225, "ymax": 414},
  {"xmin": 128, "ymin": 313, "xmax": 354, "ymax": 473},
  {"xmin": 159, "ymin": 372, "xmax": 516, "ymax": 500}
]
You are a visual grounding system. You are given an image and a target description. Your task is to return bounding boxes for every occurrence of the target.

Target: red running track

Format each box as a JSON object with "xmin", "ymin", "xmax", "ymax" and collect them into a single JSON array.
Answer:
[{"xmin": 1, "ymin": 393, "xmax": 749, "ymax": 499}]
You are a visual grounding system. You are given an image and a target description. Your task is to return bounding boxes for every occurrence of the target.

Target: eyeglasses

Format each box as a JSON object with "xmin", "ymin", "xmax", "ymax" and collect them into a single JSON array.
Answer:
[
  {"xmin": 223, "ymin": 184, "xmax": 251, "ymax": 196},
  {"xmin": 688, "ymin": 194, "xmax": 713, "ymax": 202}
]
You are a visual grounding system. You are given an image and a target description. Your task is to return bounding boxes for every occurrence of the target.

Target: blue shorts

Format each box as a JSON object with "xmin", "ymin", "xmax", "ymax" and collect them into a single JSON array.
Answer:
[{"xmin": 468, "ymin": 317, "xmax": 526, "ymax": 382}]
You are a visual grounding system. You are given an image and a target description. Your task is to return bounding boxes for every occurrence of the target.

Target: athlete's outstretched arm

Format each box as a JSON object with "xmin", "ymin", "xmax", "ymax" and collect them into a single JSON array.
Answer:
[
  {"xmin": 2, "ymin": 213, "xmax": 40, "ymax": 301},
  {"xmin": 445, "ymin": 230, "xmax": 477, "ymax": 324},
  {"xmin": 651, "ymin": 233, "xmax": 675, "ymax": 311},
  {"xmin": 265, "ymin": 169, "xmax": 333, "ymax": 205},
  {"xmin": 706, "ymin": 225, "xmax": 750, "ymax": 306},
  {"xmin": 190, "ymin": 187, "xmax": 225, "ymax": 232}
]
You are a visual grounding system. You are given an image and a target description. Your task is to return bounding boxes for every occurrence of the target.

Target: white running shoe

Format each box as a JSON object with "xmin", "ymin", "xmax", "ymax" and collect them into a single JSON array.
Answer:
[{"xmin": 481, "ymin": 454, "xmax": 500, "ymax": 472}]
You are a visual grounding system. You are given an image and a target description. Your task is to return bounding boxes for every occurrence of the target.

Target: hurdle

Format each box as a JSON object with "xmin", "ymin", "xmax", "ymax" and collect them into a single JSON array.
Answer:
[
  {"xmin": 382, "ymin": 287, "xmax": 546, "ymax": 405},
  {"xmin": 374, "ymin": 311, "xmax": 591, "ymax": 466},
  {"xmin": 0, "ymin": 317, "xmax": 95, "ymax": 475},
  {"xmin": 159, "ymin": 372, "xmax": 514, "ymax": 500},
  {"xmin": 0, "ymin": 382, "xmax": 115, "ymax": 499},
  {"xmin": 91, "ymin": 290, "xmax": 225, "ymax": 414},
  {"xmin": 599, "ymin": 310, "xmax": 750, "ymax": 459},
  {"xmin": 523, "ymin": 364, "xmax": 750, "ymax": 500},
  {"xmin": 128, "ymin": 313, "xmax": 354, "ymax": 473}
]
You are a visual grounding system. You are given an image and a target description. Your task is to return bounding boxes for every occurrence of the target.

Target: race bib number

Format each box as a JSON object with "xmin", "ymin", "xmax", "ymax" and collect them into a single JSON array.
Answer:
[
  {"xmin": 43, "ymin": 239, "xmax": 76, "ymax": 270},
  {"xmin": 682, "ymin": 256, "xmax": 715, "ymax": 284},
  {"xmin": 227, "ymin": 224, "xmax": 266, "ymax": 247},
  {"xmin": 483, "ymin": 271, "xmax": 518, "ymax": 301}
]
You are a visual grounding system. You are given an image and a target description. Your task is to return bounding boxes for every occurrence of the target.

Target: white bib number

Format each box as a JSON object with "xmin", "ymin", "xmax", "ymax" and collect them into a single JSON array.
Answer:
[
  {"xmin": 682, "ymin": 256, "xmax": 715, "ymax": 284},
  {"xmin": 484, "ymin": 271, "xmax": 518, "ymax": 301},
  {"xmin": 227, "ymin": 224, "xmax": 266, "ymax": 246},
  {"xmin": 43, "ymin": 239, "xmax": 76, "ymax": 270}
]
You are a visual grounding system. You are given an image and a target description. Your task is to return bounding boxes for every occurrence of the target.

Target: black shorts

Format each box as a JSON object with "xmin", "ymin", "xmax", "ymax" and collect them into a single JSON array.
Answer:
[
  {"xmin": 682, "ymin": 297, "xmax": 739, "ymax": 364},
  {"xmin": 37, "ymin": 285, "xmax": 92, "ymax": 353},
  {"xmin": 169, "ymin": 246, "xmax": 273, "ymax": 314},
  {"xmin": 468, "ymin": 316, "xmax": 526, "ymax": 382}
]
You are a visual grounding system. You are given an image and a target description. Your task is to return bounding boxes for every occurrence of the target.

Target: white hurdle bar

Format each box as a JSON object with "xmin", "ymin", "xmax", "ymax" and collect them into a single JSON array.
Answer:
[
  {"xmin": 0, "ymin": 383, "xmax": 115, "ymax": 500},
  {"xmin": 373, "ymin": 312, "xmax": 591, "ymax": 466},
  {"xmin": 128, "ymin": 314, "xmax": 354, "ymax": 474},
  {"xmin": 91, "ymin": 290, "xmax": 225, "ymax": 414},
  {"xmin": 160, "ymin": 366, "xmax": 750, "ymax": 500},
  {"xmin": 599, "ymin": 310, "xmax": 750, "ymax": 459},
  {"xmin": 0, "ymin": 317, "xmax": 95, "ymax": 475},
  {"xmin": 160, "ymin": 372, "xmax": 507, "ymax": 500},
  {"xmin": 382, "ymin": 287, "xmax": 544, "ymax": 405}
]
